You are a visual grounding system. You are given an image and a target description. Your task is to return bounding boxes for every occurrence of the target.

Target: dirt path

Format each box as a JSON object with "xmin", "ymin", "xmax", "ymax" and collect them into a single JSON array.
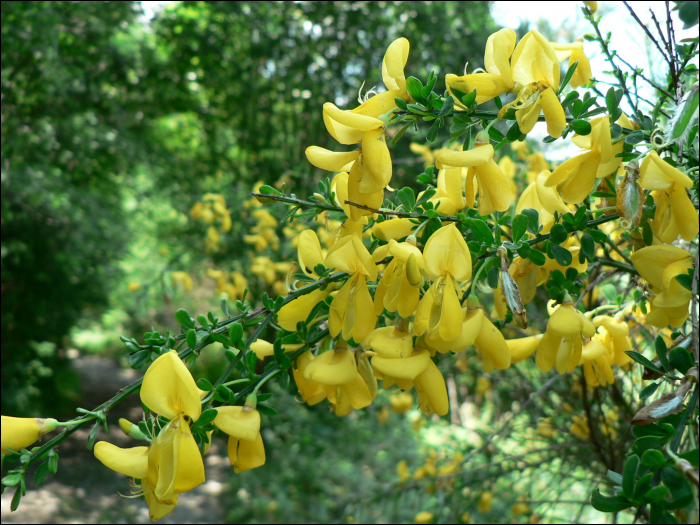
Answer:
[{"xmin": 1, "ymin": 354, "xmax": 231, "ymax": 523}]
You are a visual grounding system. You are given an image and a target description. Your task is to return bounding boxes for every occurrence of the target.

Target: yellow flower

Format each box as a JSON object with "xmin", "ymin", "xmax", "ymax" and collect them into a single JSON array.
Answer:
[
  {"xmin": 410, "ymin": 143, "xmax": 435, "ymax": 167},
  {"xmin": 364, "ymin": 326, "xmax": 449, "ymax": 416},
  {"xmin": 426, "ymin": 166, "xmax": 466, "ymax": 215},
  {"xmin": 397, "ymin": 459, "xmax": 411, "ymax": 482},
  {"xmin": 506, "ymin": 256, "xmax": 549, "ymax": 305},
  {"xmin": 446, "ymin": 28, "xmax": 517, "ymax": 105},
  {"xmin": 579, "ymin": 335, "xmax": 615, "ymax": 387},
  {"xmin": 570, "ymin": 414, "xmax": 590, "ymax": 440},
  {"xmin": 250, "ymin": 339, "xmax": 303, "ymax": 360},
  {"xmin": 414, "ymin": 511, "xmax": 435, "ymax": 524},
  {"xmin": 291, "ymin": 351, "xmax": 327, "ymax": 406},
  {"xmin": 304, "ymin": 347, "xmax": 376, "ymax": 416},
  {"xmin": 593, "ymin": 316, "xmax": 632, "ymax": 366},
  {"xmin": 639, "ymin": 151, "xmax": 698, "ymax": 243},
  {"xmin": 551, "ymin": 39, "xmax": 592, "ymax": 88},
  {"xmin": 128, "ymin": 282, "xmax": 142, "ymax": 293},
  {"xmin": 545, "ymin": 117, "xmax": 616, "ymax": 203},
  {"xmin": 513, "ymin": 502, "xmax": 532, "ymax": 516},
  {"xmin": 325, "ymin": 235, "xmax": 378, "ymax": 343},
  {"xmin": 630, "ymin": 245, "xmax": 693, "ymax": 327},
  {"xmin": 94, "ymin": 442, "xmax": 176, "ymax": 521},
  {"xmin": 378, "ymin": 405, "xmax": 390, "ymax": 424},
  {"xmin": 478, "ymin": 491, "xmax": 494, "ymax": 513},
  {"xmin": 437, "ymin": 143, "xmax": 513, "ymax": 215},
  {"xmin": 372, "ymin": 217, "xmax": 416, "ymax": 241},
  {"xmin": 507, "ymin": 334, "xmax": 543, "ymax": 364},
  {"xmin": 170, "ymin": 271, "xmax": 193, "ymax": 291},
  {"xmin": 536, "ymin": 301, "xmax": 596, "ymax": 373},
  {"xmin": 414, "ymin": 224, "xmax": 472, "ymax": 342},
  {"xmin": 475, "ymin": 377, "xmax": 491, "ymax": 396},
  {"xmin": 1, "ymin": 416, "xmax": 58, "ymax": 455},
  {"xmin": 389, "ymin": 391, "xmax": 414, "ymax": 413},
  {"xmin": 500, "ymin": 30, "xmax": 566, "ymax": 137},
  {"xmin": 214, "ymin": 405, "xmax": 266, "ymax": 473},
  {"xmin": 374, "ymin": 239, "xmax": 425, "ymax": 318},
  {"xmin": 584, "ymin": 1, "xmax": 598, "ymax": 13}
]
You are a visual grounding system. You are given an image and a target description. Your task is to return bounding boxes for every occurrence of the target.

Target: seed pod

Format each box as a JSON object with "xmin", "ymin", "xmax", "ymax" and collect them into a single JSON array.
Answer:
[
  {"xmin": 617, "ymin": 161, "xmax": 644, "ymax": 230},
  {"xmin": 497, "ymin": 247, "xmax": 527, "ymax": 328}
]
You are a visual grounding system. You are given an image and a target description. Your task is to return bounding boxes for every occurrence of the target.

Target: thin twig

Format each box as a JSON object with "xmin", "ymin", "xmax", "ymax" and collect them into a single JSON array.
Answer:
[
  {"xmin": 649, "ymin": 8, "xmax": 677, "ymax": 86},
  {"xmin": 623, "ymin": 2, "xmax": 674, "ymax": 73}
]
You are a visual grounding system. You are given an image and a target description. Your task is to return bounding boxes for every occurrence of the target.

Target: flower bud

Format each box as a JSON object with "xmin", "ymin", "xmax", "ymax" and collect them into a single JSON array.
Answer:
[
  {"xmin": 1, "ymin": 416, "xmax": 59, "ymax": 454},
  {"xmin": 406, "ymin": 253, "xmax": 424, "ymax": 287},
  {"xmin": 616, "ymin": 162, "xmax": 643, "ymax": 230},
  {"xmin": 497, "ymin": 247, "xmax": 527, "ymax": 328},
  {"xmin": 118, "ymin": 418, "xmax": 149, "ymax": 441}
]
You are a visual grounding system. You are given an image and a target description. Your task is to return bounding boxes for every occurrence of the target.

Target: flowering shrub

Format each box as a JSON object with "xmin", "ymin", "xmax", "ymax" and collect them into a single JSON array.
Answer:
[{"xmin": 2, "ymin": 2, "xmax": 698, "ymax": 523}]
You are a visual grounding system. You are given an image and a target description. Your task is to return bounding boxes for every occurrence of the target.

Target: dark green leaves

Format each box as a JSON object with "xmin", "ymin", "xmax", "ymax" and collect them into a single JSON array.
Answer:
[
  {"xmin": 641, "ymin": 449, "xmax": 667, "ymax": 467},
  {"xmin": 580, "ymin": 231, "xmax": 595, "ymax": 259},
  {"xmin": 397, "ymin": 187, "xmax": 416, "ymax": 211},
  {"xmin": 186, "ymin": 329, "xmax": 197, "ymax": 350},
  {"xmin": 559, "ymin": 60, "xmax": 579, "ymax": 94},
  {"xmin": 625, "ymin": 351, "xmax": 664, "ymax": 374},
  {"xmin": 549, "ymin": 223, "xmax": 568, "ymax": 244},
  {"xmin": 622, "ymin": 455, "xmax": 639, "ymax": 497},
  {"xmin": 591, "ymin": 489, "xmax": 632, "ymax": 512},
  {"xmin": 511, "ymin": 214, "xmax": 528, "ymax": 243},
  {"xmin": 550, "ymin": 244, "xmax": 572, "ymax": 266},
  {"xmin": 528, "ymin": 249, "xmax": 547, "ymax": 266},
  {"xmin": 571, "ymin": 120, "xmax": 592, "ymax": 135},
  {"xmin": 470, "ymin": 219, "xmax": 494, "ymax": 245},
  {"xmin": 175, "ymin": 308, "xmax": 195, "ymax": 329},
  {"xmin": 669, "ymin": 346, "xmax": 694, "ymax": 374}
]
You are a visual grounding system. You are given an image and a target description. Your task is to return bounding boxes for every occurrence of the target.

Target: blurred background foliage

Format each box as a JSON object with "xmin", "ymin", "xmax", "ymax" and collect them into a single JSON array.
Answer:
[{"xmin": 1, "ymin": 2, "xmax": 647, "ymax": 524}]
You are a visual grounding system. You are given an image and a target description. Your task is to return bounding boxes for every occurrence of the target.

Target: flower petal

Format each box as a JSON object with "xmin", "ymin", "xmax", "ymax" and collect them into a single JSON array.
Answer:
[
  {"xmin": 305, "ymin": 147, "xmax": 359, "ymax": 172},
  {"xmin": 142, "ymin": 351, "xmax": 201, "ymax": 421},
  {"xmin": 213, "ymin": 406, "xmax": 260, "ymax": 441},
  {"xmin": 94, "ymin": 442, "xmax": 149, "ymax": 479}
]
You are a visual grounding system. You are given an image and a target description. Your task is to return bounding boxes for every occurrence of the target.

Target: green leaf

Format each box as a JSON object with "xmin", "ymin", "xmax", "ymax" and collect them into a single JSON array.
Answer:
[
  {"xmin": 675, "ymin": 273, "xmax": 692, "ymax": 291},
  {"xmin": 488, "ymin": 126, "xmax": 505, "ymax": 142},
  {"xmin": 34, "ymin": 461, "xmax": 50, "ymax": 485},
  {"xmin": 655, "ymin": 336, "xmax": 669, "ymax": 371},
  {"xmin": 395, "ymin": 97, "xmax": 408, "ymax": 111},
  {"xmin": 668, "ymin": 346, "xmax": 693, "ymax": 374},
  {"xmin": 175, "ymin": 308, "xmax": 195, "ymax": 329},
  {"xmin": 391, "ymin": 123, "xmax": 412, "ymax": 146},
  {"xmin": 521, "ymin": 208, "xmax": 539, "ymax": 232},
  {"xmin": 48, "ymin": 452, "xmax": 58, "ymax": 474},
  {"xmin": 633, "ymin": 473, "xmax": 654, "ymax": 502},
  {"xmin": 511, "ymin": 214, "xmax": 528, "ymax": 243},
  {"xmin": 246, "ymin": 350, "xmax": 258, "ymax": 376},
  {"xmin": 220, "ymin": 299, "xmax": 230, "ymax": 317},
  {"xmin": 196, "ymin": 408, "xmax": 219, "ymax": 427},
  {"xmin": 559, "ymin": 60, "xmax": 579, "ymax": 93},
  {"xmin": 506, "ymin": 121, "xmax": 522, "ymax": 141},
  {"xmin": 641, "ymin": 449, "xmax": 667, "ymax": 467},
  {"xmin": 550, "ymin": 244, "xmax": 573, "ymax": 266},
  {"xmin": 625, "ymin": 351, "xmax": 664, "ymax": 374},
  {"xmin": 549, "ymin": 223, "xmax": 568, "ymax": 244},
  {"xmin": 426, "ymin": 118, "xmax": 440, "ymax": 143},
  {"xmin": 229, "ymin": 323, "xmax": 243, "ymax": 347},
  {"xmin": 11, "ymin": 485, "xmax": 22, "ymax": 512},
  {"xmin": 580, "ymin": 232, "xmax": 595, "ymax": 259},
  {"xmin": 642, "ymin": 219, "xmax": 654, "ymax": 246},
  {"xmin": 622, "ymin": 455, "xmax": 639, "ymax": 497},
  {"xmin": 439, "ymin": 96, "xmax": 454, "ymax": 116},
  {"xmin": 196, "ymin": 378, "xmax": 214, "ymax": 391},
  {"xmin": 470, "ymin": 219, "xmax": 494, "ymax": 245},
  {"xmin": 679, "ymin": 448, "xmax": 699, "ymax": 467},
  {"xmin": 639, "ymin": 382, "xmax": 659, "ymax": 400},
  {"xmin": 487, "ymin": 267, "xmax": 499, "ymax": 289},
  {"xmin": 215, "ymin": 384, "xmax": 232, "ymax": 403},
  {"xmin": 528, "ymin": 249, "xmax": 547, "ymax": 266},
  {"xmin": 633, "ymin": 435, "xmax": 671, "ymax": 455},
  {"xmin": 186, "ymin": 329, "xmax": 197, "ymax": 350},
  {"xmin": 517, "ymin": 243, "xmax": 531, "ymax": 258},
  {"xmin": 605, "ymin": 87, "xmax": 618, "ymax": 114},
  {"xmin": 571, "ymin": 120, "xmax": 592, "ymax": 135},
  {"xmin": 625, "ymin": 130, "xmax": 645, "ymax": 144},
  {"xmin": 406, "ymin": 77, "xmax": 425, "ymax": 103},
  {"xmin": 257, "ymin": 404, "xmax": 279, "ymax": 417},
  {"xmin": 397, "ymin": 187, "xmax": 416, "ymax": 211},
  {"xmin": 607, "ymin": 469, "xmax": 624, "ymax": 485},
  {"xmin": 259, "ymin": 184, "xmax": 282, "ymax": 196},
  {"xmin": 591, "ymin": 489, "xmax": 632, "ymax": 512},
  {"xmin": 678, "ymin": 0, "xmax": 699, "ymax": 28},
  {"xmin": 644, "ymin": 485, "xmax": 670, "ymax": 504}
]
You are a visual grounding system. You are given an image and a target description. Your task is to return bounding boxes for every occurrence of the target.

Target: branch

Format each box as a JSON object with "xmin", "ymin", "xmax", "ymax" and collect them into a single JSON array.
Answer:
[{"xmin": 623, "ymin": 2, "xmax": 675, "ymax": 79}]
